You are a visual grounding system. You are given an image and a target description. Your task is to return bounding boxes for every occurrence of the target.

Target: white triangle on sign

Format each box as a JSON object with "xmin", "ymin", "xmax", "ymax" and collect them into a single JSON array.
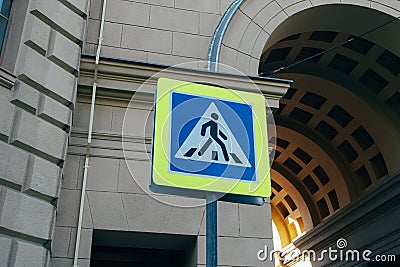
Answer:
[{"xmin": 175, "ymin": 102, "xmax": 251, "ymax": 167}]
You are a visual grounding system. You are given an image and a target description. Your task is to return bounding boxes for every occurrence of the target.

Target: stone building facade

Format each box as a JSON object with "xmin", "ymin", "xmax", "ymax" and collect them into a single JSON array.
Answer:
[{"xmin": 0, "ymin": 0, "xmax": 399, "ymax": 266}]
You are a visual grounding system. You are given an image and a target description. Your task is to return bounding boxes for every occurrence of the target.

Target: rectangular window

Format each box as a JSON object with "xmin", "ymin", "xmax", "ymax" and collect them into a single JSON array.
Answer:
[{"xmin": 0, "ymin": 0, "xmax": 12, "ymax": 53}]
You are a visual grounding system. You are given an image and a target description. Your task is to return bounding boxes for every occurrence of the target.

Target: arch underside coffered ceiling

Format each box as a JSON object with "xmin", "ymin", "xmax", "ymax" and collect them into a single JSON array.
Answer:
[
  {"xmin": 218, "ymin": 0, "xmax": 400, "ymax": 75},
  {"xmin": 214, "ymin": 0, "xmax": 400, "ymax": 247}
]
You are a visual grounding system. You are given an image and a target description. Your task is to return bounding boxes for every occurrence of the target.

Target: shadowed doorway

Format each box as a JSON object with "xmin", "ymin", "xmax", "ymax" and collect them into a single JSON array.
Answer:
[{"xmin": 90, "ymin": 230, "xmax": 197, "ymax": 267}]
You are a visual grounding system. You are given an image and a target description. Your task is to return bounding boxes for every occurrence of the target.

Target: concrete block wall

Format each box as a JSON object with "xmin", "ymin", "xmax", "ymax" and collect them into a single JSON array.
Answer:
[
  {"xmin": 85, "ymin": 0, "xmax": 236, "ymax": 67},
  {"xmin": 0, "ymin": 0, "xmax": 88, "ymax": 266}
]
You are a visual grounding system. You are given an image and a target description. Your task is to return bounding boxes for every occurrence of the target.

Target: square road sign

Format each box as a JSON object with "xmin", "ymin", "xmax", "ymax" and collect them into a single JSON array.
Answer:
[{"xmin": 151, "ymin": 78, "xmax": 271, "ymax": 197}]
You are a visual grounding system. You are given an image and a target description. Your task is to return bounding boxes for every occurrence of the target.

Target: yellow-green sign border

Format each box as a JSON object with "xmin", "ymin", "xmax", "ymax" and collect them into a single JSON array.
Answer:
[{"xmin": 152, "ymin": 78, "xmax": 271, "ymax": 197}]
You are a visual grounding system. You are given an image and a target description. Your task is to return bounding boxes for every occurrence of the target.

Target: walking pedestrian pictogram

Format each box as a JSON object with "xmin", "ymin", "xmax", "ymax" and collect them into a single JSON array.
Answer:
[
  {"xmin": 175, "ymin": 102, "xmax": 251, "ymax": 168},
  {"xmin": 200, "ymin": 112, "xmax": 229, "ymax": 161}
]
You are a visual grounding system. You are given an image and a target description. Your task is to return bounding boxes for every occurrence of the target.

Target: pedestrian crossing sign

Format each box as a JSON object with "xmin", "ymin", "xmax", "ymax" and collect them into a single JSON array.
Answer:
[{"xmin": 151, "ymin": 78, "xmax": 271, "ymax": 197}]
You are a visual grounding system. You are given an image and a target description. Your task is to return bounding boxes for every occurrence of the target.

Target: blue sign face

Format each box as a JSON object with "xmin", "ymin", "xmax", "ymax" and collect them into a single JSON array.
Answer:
[{"xmin": 169, "ymin": 91, "xmax": 257, "ymax": 182}]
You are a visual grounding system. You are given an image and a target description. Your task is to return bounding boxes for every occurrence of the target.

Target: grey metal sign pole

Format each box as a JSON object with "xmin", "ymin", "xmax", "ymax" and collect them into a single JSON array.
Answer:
[{"xmin": 206, "ymin": 193, "xmax": 218, "ymax": 267}]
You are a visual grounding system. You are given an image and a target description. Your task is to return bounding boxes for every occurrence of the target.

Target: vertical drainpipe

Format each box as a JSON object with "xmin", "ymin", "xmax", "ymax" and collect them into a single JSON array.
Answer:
[{"xmin": 72, "ymin": 0, "xmax": 107, "ymax": 266}]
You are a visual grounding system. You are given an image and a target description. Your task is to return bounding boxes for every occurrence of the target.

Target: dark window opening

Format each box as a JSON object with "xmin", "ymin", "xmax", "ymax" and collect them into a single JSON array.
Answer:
[
  {"xmin": 91, "ymin": 246, "xmax": 186, "ymax": 267},
  {"xmin": 90, "ymin": 230, "xmax": 197, "ymax": 267}
]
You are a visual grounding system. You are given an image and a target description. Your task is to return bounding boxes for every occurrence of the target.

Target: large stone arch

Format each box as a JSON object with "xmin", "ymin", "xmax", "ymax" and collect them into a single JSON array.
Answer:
[
  {"xmin": 211, "ymin": 1, "xmax": 400, "ymax": 254},
  {"xmin": 217, "ymin": 0, "xmax": 400, "ymax": 75}
]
